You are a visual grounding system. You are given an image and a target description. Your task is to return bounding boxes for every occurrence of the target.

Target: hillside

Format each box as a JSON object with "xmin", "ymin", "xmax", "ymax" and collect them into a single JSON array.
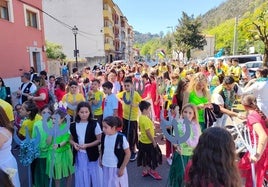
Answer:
[
  {"xmin": 201, "ymin": 0, "xmax": 266, "ymax": 29},
  {"xmin": 133, "ymin": 31, "xmax": 159, "ymax": 44}
]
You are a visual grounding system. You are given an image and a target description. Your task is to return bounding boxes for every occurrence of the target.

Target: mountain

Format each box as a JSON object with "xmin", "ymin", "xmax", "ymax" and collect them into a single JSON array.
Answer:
[
  {"xmin": 201, "ymin": 0, "xmax": 266, "ymax": 29},
  {"xmin": 133, "ymin": 31, "xmax": 159, "ymax": 44}
]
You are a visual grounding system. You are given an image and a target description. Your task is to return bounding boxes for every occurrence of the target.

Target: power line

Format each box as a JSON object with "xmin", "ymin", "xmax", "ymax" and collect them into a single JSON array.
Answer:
[{"xmin": 17, "ymin": 0, "xmax": 102, "ymax": 37}]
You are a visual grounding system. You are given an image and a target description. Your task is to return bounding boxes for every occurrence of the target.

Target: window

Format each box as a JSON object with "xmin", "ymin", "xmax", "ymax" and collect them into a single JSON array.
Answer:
[
  {"xmin": 23, "ymin": 4, "xmax": 40, "ymax": 29},
  {"xmin": 0, "ymin": 0, "xmax": 9, "ymax": 20},
  {"xmin": 26, "ymin": 10, "xmax": 37, "ymax": 28}
]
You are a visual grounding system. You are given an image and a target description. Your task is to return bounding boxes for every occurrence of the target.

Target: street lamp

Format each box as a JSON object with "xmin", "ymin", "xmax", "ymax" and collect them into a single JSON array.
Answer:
[{"xmin": 72, "ymin": 25, "xmax": 79, "ymax": 68}]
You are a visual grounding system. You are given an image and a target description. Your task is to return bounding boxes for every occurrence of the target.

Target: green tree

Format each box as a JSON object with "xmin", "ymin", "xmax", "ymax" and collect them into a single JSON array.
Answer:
[
  {"xmin": 244, "ymin": 2, "xmax": 268, "ymax": 65},
  {"xmin": 174, "ymin": 12, "xmax": 207, "ymax": 58},
  {"xmin": 46, "ymin": 41, "xmax": 66, "ymax": 60}
]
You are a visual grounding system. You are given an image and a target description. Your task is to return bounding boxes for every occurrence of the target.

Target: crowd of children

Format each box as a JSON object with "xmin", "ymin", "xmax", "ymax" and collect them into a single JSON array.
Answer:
[{"xmin": 0, "ymin": 59, "xmax": 267, "ymax": 187}]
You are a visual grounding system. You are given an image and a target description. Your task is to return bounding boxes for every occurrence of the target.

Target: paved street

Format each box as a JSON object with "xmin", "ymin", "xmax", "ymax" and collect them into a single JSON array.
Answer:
[
  {"xmin": 15, "ymin": 116, "xmax": 243, "ymax": 187},
  {"xmin": 15, "ymin": 125, "xmax": 171, "ymax": 187}
]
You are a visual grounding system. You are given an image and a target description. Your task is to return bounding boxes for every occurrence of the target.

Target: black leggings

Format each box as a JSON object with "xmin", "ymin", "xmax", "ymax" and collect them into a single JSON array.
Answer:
[{"xmin": 122, "ymin": 118, "xmax": 138, "ymax": 153}]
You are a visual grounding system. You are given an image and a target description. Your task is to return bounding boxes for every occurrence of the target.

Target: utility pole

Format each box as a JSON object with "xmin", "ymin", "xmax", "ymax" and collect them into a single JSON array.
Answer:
[{"xmin": 233, "ymin": 16, "xmax": 239, "ymax": 55}]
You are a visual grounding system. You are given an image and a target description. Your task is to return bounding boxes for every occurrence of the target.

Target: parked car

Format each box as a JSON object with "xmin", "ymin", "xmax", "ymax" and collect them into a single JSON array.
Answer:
[
  {"xmin": 244, "ymin": 61, "xmax": 263, "ymax": 77},
  {"xmin": 221, "ymin": 54, "xmax": 263, "ymax": 64}
]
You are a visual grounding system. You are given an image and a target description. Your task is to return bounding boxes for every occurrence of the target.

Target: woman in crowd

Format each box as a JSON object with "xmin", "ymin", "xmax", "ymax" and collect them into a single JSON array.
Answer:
[
  {"xmin": 243, "ymin": 67, "xmax": 268, "ymax": 118},
  {"xmin": 0, "ymin": 77, "xmax": 7, "ymax": 100},
  {"xmin": 183, "ymin": 72, "xmax": 211, "ymax": 132},
  {"xmin": 0, "ymin": 106, "xmax": 20, "ymax": 187},
  {"xmin": 28, "ymin": 76, "xmax": 49, "ymax": 110},
  {"xmin": 54, "ymin": 80, "xmax": 66, "ymax": 102}
]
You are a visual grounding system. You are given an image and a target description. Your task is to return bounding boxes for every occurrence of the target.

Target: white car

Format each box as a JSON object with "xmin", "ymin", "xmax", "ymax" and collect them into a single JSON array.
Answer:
[{"xmin": 244, "ymin": 61, "xmax": 263, "ymax": 77}]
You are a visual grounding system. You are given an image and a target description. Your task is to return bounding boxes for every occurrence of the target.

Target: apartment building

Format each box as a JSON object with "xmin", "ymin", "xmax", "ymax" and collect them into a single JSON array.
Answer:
[
  {"xmin": 0, "ymin": 0, "xmax": 47, "ymax": 91},
  {"xmin": 43, "ymin": 0, "xmax": 134, "ymax": 65}
]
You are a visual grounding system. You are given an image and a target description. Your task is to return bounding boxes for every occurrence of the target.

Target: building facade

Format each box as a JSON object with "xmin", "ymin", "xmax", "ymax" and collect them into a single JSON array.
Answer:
[
  {"xmin": 43, "ymin": 0, "xmax": 134, "ymax": 66},
  {"xmin": 0, "ymin": 0, "xmax": 47, "ymax": 92}
]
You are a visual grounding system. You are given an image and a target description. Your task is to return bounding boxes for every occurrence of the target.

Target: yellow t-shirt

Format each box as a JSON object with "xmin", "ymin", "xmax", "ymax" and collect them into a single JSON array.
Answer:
[
  {"xmin": 230, "ymin": 65, "xmax": 242, "ymax": 82},
  {"xmin": 117, "ymin": 91, "xmax": 142, "ymax": 121},
  {"xmin": 139, "ymin": 114, "xmax": 155, "ymax": 144},
  {"xmin": 91, "ymin": 90, "xmax": 104, "ymax": 116},
  {"xmin": 158, "ymin": 65, "xmax": 168, "ymax": 76},
  {"xmin": 62, "ymin": 93, "xmax": 85, "ymax": 116},
  {"xmin": 19, "ymin": 114, "xmax": 42, "ymax": 137},
  {"xmin": 0, "ymin": 99, "xmax": 14, "ymax": 122}
]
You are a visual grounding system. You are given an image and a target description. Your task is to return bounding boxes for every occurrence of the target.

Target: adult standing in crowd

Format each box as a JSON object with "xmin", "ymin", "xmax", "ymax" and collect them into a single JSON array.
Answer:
[
  {"xmin": 212, "ymin": 76, "xmax": 243, "ymax": 127},
  {"xmin": 0, "ymin": 106, "xmax": 20, "ymax": 187},
  {"xmin": 183, "ymin": 72, "xmax": 210, "ymax": 132},
  {"xmin": 28, "ymin": 76, "xmax": 49, "ymax": 110},
  {"xmin": 0, "ymin": 77, "xmax": 7, "ymax": 101},
  {"xmin": 17, "ymin": 72, "xmax": 37, "ymax": 105},
  {"xmin": 243, "ymin": 67, "xmax": 268, "ymax": 117}
]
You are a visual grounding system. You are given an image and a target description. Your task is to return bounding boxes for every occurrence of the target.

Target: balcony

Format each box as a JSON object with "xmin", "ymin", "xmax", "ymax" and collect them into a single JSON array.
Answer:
[
  {"xmin": 103, "ymin": 10, "xmax": 113, "ymax": 21},
  {"xmin": 105, "ymin": 43, "xmax": 115, "ymax": 51},
  {"xmin": 103, "ymin": 27, "xmax": 114, "ymax": 38}
]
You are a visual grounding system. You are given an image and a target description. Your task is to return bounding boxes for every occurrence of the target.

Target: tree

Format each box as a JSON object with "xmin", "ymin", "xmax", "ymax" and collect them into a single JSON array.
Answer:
[
  {"xmin": 244, "ymin": 2, "xmax": 268, "ymax": 66},
  {"xmin": 174, "ymin": 12, "xmax": 207, "ymax": 58},
  {"xmin": 46, "ymin": 41, "xmax": 66, "ymax": 60}
]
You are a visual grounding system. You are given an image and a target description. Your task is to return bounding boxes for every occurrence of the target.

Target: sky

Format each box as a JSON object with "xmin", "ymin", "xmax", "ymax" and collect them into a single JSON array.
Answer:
[{"xmin": 113, "ymin": 0, "xmax": 226, "ymax": 34}]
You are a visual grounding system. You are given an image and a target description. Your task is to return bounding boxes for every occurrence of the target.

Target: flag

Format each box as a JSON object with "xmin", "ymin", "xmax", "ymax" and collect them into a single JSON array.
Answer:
[
  {"xmin": 158, "ymin": 50, "xmax": 166, "ymax": 59},
  {"xmin": 214, "ymin": 48, "xmax": 224, "ymax": 57}
]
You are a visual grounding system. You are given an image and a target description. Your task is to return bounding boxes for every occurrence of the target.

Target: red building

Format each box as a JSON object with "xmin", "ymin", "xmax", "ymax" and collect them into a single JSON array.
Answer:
[{"xmin": 0, "ymin": 0, "xmax": 46, "ymax": 91}]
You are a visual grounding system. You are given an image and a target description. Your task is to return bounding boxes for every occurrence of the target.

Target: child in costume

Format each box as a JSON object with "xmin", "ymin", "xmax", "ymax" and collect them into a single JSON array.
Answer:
[
  {"xmin": 168, "ymin": 104, "xmax": 201, "ymax": 187},
  {"xmin": 116, "ymin": 77, "xmax": 142, "ymax": 161},
  {"xmin": 137, "ymin": 101, "xmax": 162, "ymax": 180},
  {"xmin": 46, "ymin": 109, "xmax": 74, "ymax": 187},
  {"xmin": 32, "ymin": 105, "xmax": 54, "ymax": 187},
  {"xmin": 100, "ymin": 116, "xmax": 130, "ymax": 187},
  {"xmin": 70, "ymin": 101, "xmax": 102, "ymax": 187},
  {"xmin": 166, "ymin": 104, "xmax": 180, "ymax": 166},
  {"xmin": 239, "ymin": 95, "xmax": 268, "ymax": 187}
]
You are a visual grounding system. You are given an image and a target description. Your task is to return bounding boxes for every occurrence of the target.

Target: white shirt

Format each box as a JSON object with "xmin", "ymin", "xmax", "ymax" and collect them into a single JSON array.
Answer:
[
  {"xmin": 243, "ymin": 81, "xmax": 268, "ymax": 117},
  {"xmin": 102, "ymin": 133, "xmax": 129, "ymax": 167},
  {"xmin": 76, "ymin": 122, "xmax": 102, "ymax": 153}
]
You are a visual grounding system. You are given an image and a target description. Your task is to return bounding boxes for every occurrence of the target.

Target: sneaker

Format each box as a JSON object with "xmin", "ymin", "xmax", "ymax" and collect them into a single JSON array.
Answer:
[
  {"xmin": 167, "ymin": 157, "xmax": 172, "ymax": 166},
  {"xmin": 130, "ymin": 152, "xmax": 137, "ymax": 162},
  {"xmin": 149, "ymin": 170, "xmax": 162, "ymax": 180},
  {"xmin": 142, "ymin": 170, "xmax": 149, "ymax": 177}
]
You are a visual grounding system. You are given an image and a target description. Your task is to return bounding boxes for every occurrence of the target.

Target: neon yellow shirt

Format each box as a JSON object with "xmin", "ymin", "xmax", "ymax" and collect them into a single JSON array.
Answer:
[
  {"xmin": 62, "ymin": 93, "xmax": 85, "ymax": 116},
  {"xmin": 19, "ymin": 114, "xmax": 42, "ymax": 137},
  {"xmin": 139, "ymin": 114, "xmax": 155, "ymax": 144},
  {"xmin": 117, "ymin": 91, "xmax": 142, "ymax": 121},
  {"xmin": 91, "ymin": 90, "xmax": 104, "ymax": 116},
  {"xmin": 0, "ymin": 99, "xmax": 14, "ymax": 122}
]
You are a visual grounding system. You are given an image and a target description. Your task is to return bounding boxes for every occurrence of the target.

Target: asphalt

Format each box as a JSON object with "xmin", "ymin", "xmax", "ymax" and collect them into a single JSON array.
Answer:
[{"xmin": 15, "ymin": 110, "xmax": 245, "ymax": 187}]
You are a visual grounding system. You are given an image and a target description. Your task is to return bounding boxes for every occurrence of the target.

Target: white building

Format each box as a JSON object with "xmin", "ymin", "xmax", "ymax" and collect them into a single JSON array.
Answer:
[{"xmin": 43, "ymin": 0, "xmax": 133, "ymax": 66}]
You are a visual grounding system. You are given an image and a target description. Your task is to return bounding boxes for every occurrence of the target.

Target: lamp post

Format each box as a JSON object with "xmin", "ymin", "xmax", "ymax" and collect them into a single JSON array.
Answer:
[{"xmin": 72, "ymin": 25, "xmax": 79, "ymax": 68}]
